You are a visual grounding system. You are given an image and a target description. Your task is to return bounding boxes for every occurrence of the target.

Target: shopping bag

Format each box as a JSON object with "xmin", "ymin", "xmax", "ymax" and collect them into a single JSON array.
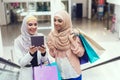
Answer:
[
  {"xmin": 79, "ymin": 50, "xmax": 89, "ymax": 64},
  {"xmin": 79, "ymin": 34, "xmax": 100, "ymax": 63},
  {"xmin": 33, "ymin": 62, "xmax": 61, "ymax": 80},
  {"xmin": 73, "ymin": 28, "xmax": 105, "ymax": 56},
  {"xmin": 47, "ymin": 62, "xmax": 61, "ymax": 80}
]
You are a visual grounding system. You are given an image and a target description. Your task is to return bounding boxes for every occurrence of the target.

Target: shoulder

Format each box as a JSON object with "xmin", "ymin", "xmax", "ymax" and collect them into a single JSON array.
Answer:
[
  {"xmin": 14, "ymin": 35, "xmax": 22, "ymax": 45},
  {"xmin": 48, "ymin": 30, "xmax": 54, "ymax": 37},
  {"xmin": 14, "ymin": 35, "xmax": 21, "ymax": 42}
]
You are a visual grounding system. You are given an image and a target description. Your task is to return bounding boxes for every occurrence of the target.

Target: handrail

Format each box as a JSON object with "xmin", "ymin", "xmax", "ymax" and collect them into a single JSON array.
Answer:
[
  {"xmin": 82, "ymin": 56, "xmax": 120, "ymax": 71},
  {"xmin": 0, "ymin": 67, "xmax": 19, "ymax": 73},
  {"xmin": 0, "ymin": 57, "xmax": 20, "ymax": 69},
  {"xmin": 1, "ymin": 56, "xmax": 119, "ymax": 71}
]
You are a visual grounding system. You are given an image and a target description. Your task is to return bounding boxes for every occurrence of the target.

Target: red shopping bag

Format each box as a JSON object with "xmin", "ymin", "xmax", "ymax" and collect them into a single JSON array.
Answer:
[{"xmin": 33, "ymin": 65, "xmax": 59, "ymax": 80}]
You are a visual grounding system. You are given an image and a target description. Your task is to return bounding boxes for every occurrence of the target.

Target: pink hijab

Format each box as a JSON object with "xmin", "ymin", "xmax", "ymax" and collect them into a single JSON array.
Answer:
[{"xmin": 47, "ymin": 10, "xmax": 73, "ymax": 51}]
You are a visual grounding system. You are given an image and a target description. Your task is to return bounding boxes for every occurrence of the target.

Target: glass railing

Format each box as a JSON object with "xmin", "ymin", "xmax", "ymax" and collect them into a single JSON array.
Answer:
[
  {"xmin": 0, "ymin": 56, "xmax": 119, "ymax": 80},
  {"xmin": 0, "ymin": 57, "xmax": 20, "ymax": 80}
]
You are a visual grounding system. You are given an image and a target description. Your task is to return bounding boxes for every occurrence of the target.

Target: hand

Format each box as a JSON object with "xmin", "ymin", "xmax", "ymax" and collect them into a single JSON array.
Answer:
[
  {"xmin": 29, "ymin": 46, "xmax": 37, "ymax": 54},
  {"xmin": 38, "ymin": 45, "xmax": 46, "ymax": 54},
  {"xmin": 69, "ymin": 34, "xmax": 77, "ymax": 42},
  {"xmin": 47, "ymin": 42, "xmax": 54, "ymax": 49}
]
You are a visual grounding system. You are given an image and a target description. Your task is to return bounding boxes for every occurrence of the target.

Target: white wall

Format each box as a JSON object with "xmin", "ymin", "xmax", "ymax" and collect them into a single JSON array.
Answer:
[
  {"xmin": 0, "ymin": 1, "xmax": 7, "ymax": 25},
  {"xmin": 0, "ymin": 27, "xmax": 3, "ymax": 57},
  {"xmin": 107, "ymin": 0, "xmax": 120, "ymax": 5},
  {"xmin": 114, "ymin": 5, "xmax": 120, "ymax": 38},
  {"xmin": 88, "ymin": 0, "xmax": 92, "ymax": 19},
  {"xmin": 107, "ymin": 0, "xmax": 120, "ymax": 38},
  {"xmin": 3, "ymin": 0, "xmax": 52, "ymax": 3},
  {"xmin": 71, "ymin": 0, "xmax": 87, "ymax": 17}
]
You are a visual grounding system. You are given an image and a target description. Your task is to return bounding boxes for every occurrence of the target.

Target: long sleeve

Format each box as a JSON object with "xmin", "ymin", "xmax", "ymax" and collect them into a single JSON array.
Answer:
[
  {"xmin": 14, "ymin": 39, "xmax": 33, "ymax": 67},
  {"xmin": 47, "ymin": 40, "xmax": 56, "ymax": 58},
  {"xmin": 39, "ymin": 51, "xmax": 48, "ymax": 64},
  {"xmin": 69, "ymin": 36, "xmax": 85, "ymax": 57}
]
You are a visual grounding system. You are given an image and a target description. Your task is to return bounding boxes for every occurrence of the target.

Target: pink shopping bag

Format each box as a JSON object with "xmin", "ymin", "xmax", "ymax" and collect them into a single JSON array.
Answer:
[{"xmin": 33, "ymin": 65, "xmax": 59, "ymax": 80}]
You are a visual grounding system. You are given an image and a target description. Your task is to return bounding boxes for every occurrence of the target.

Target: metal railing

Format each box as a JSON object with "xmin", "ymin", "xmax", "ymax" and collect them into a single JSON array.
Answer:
[
  {"xmin": 0, "ymin": 57, "xmax": 20, "ymax": 80},
  {"xmin": 0, "ymin": 55, "xmax": 120, "ymax": 80},
  {"xmin": 82, "ymin": 56, "xmax": 120, "ymax": 71}
]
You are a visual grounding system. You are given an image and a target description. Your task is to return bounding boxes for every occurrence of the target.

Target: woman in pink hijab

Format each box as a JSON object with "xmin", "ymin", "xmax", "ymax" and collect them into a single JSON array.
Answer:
[{"xmin": 47, "ymin": 10, "xmax": 85, "ymax": 80}]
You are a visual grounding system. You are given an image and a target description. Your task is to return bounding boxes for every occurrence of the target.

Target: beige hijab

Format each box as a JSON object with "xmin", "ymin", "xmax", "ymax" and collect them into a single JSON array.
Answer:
[{"xmin": 47, "ymin": 10, "xmax": 73, "ymax": 51}]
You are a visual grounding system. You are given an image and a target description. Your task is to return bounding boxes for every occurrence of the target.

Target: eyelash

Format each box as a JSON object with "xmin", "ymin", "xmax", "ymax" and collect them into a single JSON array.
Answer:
[
  {"xmin": 28, "ymin": 23, "xmax": 37, "ymax": 26},
  {"xmin": 54, "ymin": 19, "xmax": 63, "ymax": 23}
]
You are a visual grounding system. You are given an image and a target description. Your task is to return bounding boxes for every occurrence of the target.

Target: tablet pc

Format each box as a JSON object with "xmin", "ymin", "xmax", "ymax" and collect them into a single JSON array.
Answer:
[{"xmin": 31, "ymin": 36, "xmax": 44, "ymax": 47}]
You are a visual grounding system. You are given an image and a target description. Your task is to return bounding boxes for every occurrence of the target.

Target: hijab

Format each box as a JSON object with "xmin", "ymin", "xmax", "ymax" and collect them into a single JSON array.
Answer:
[
  {"xmin": 47, "ymin": 10, "xmax": 73, "ymax": 51},
  {"xmin": 16, "ymin": 15, "xmax": 38, "ymax": 53}
]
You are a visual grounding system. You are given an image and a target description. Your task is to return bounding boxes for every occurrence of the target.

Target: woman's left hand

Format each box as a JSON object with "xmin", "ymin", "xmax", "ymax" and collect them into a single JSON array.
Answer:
[{"xmin": 38, "ymin": 45, "xmax": 46, "ymax": 54}]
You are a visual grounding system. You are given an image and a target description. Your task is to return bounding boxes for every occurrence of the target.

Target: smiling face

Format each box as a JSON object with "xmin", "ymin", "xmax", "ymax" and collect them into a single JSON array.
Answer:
[
  {"xmin": 27, "ymin": 19, "xmax": 38, "ymax": 35},
  {"xmin": 54, "ymin": 16, "xmax": 64, "ymax": 32}
]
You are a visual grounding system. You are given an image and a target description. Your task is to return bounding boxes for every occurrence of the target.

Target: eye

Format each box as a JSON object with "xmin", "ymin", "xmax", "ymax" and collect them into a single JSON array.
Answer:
[
  {"xmin": 28, "ymin": 23, "xmax": 38, "ymax": 26},
  {"xmin": 54, "ymin": 19, "xmax": 56, "ymax": 22},
  {"xmin": 28, "ymin": 23, "xmax": 33, "ymax": 26},
  {"xmin": 34, "ymin": 23, "xmax": 37, "ymax": 26},
  {"xmin": 58, "ymin": 19, "xmax": 63, "ymax": 23}
]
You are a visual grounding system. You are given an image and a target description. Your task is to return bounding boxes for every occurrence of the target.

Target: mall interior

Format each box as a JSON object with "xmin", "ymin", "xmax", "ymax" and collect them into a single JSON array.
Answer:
[{"xmin": 0, "ymin": 0, "xmax": 120, "ymax": 80}]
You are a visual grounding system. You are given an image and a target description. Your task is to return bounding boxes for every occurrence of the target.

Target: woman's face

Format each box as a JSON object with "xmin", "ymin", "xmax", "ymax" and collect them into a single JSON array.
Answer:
[
  {"xmin": 54, "ymin": 16, "xmax": 64, "ymax": 32},
  {"xmin": 27, "ymin": 20, "xmax": 38, "ymax": 35}
]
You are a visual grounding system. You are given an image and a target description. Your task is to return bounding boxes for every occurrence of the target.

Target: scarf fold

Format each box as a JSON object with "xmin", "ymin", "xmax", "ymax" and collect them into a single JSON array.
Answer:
[{"xmin": 47, "ymin": 10, "xmax": 73, "ymax": 51}]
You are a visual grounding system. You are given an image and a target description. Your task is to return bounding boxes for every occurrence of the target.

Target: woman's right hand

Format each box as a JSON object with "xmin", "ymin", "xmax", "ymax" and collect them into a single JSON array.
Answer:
[
  {"xmin": 29, "ymin": 46, "xmax": 37, "ymax": 54},
  {"xmin": 69, "ymin": 33, "xmax": 77, "ymax": 42}
]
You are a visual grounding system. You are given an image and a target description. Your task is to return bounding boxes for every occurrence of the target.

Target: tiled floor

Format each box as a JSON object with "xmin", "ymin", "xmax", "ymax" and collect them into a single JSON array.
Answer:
[{"xmin": 0, "ymin": 18, "xmax": 120, "ymax": 80}]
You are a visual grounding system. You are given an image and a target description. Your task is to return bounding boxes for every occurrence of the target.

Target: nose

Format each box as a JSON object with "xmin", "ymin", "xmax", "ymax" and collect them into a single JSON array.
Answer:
[
  {"xmin": 33, "ymin": 24, "xmax": 37, "ymax": 28},
  {"xmin": 54, "ymin": 21, "xmax": 59, "ymax": 25}
]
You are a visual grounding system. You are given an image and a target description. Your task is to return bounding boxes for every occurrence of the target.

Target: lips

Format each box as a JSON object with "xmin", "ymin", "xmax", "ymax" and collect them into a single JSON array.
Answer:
[
  {"xmin": 30, "ymin": 28, "xmax": 37, "ymax": 33},
  {"xmin": 55, "ymin": 25, "xmax": 60, "ymax": 28}
]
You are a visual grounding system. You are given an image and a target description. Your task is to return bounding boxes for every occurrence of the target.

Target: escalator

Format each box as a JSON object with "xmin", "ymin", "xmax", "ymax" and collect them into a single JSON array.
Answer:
[
  {"xmin": 0, "ymin": 56, "xmax": 120, "ymax": 80},
  {"xmin": 0, "ymin": 57, "xmax": 20, "ymax": 80}
]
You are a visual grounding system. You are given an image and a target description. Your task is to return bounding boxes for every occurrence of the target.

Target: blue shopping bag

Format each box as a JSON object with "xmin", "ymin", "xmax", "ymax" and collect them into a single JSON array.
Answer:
[
  {"xmin": 79, "ymin": 50, "xmax": 89, "ymax": 64},
  {"xmin": 78, "ymin": 34, "xmax": 100, "ymax": 63}
]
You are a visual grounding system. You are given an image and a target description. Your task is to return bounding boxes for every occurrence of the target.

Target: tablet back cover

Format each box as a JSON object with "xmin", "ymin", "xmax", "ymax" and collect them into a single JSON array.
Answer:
[{"xmin": 31, "ymin": 36, "xmax": 44, "ymax": 47}]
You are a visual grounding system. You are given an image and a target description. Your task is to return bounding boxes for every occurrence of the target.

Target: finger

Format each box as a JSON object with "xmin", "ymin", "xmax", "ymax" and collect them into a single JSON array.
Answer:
[
  {"xmin": 39, "ymin": 45, "xmax": 46, "ymax": 49},
  {"xmin": 30, "ymin": 46, "xmax": 35, "ymax": 49},
  {"xmin": 41, "ymin": 45, "xmax": 44, "ymax": 47}
]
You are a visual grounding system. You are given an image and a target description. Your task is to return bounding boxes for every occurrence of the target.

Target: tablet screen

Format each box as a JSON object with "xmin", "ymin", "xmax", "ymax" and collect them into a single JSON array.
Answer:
[{"xmin": 31, "ymin": 36, "xmax": 44, "ymax": 47}]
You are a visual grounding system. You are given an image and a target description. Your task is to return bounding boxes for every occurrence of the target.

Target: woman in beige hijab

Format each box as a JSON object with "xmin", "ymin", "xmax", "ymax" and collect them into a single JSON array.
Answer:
[{"xmin": 47, "ymin": 10, "xmax": 85, "ymax": 80}]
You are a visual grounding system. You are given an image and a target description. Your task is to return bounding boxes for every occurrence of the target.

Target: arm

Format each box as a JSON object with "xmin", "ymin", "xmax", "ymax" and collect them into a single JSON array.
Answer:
[
  {"xmin": 69, "ymin": 35, "xmax": 85, "ymax": 57},
  {"xmin": 47, "ymin": 41, "xmax": 56, "ymax": 58},
  {"xmin": 35, "ymin": 34, "xmax": 48, "ymax": 62},
  {"xmin": 47, "ymin": 33, "xmax": 57, "ymax": 58},
  {"xmin": 14, "ymin": 39, "xmax": 33, "ymax": 67},
  {"xmin": 39, "ymin": 51, "xmax": 48, "ymax": 64}
]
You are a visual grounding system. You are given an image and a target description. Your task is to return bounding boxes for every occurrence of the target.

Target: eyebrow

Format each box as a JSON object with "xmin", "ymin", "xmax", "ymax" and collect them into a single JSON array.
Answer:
[{"xmin": 54, "ymin": 18, "xmax": 63, "ymax": 21}]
